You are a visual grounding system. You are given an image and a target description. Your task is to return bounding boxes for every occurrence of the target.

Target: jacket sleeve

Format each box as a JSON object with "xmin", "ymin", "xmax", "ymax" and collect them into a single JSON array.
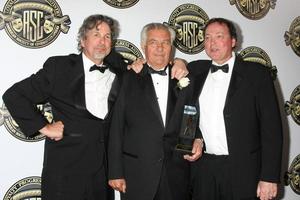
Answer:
[
  {"xmin": 108, "ymin": 72, "xmax": 130, "ymax": 180},
  {"xmin": 104, "ymin": 49, "xmax": 128, "ymax": 72},
  {"xmin": 2, "ymin": 57, "xmax": 56, "ymax": 136},
  {"xmin": 257, "ymin": 68, "xmax": 283, "ymax": 183}
]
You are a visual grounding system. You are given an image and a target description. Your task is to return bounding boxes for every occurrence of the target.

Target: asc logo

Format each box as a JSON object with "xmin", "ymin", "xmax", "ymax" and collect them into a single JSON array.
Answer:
[
  {"xmin": 284, "ymin": 154, "xmax": 300, "ymax": 194},
  {"xmin": 0, "ymin": 0, "xmax": 71, "ymax": 48},
  {"xmin": 0, "ymin": 102, "xmax": 53, "ymax": 142},
  {"xmin": 165, "ymin": 3, "xmax": 209, "ymax": 54},
  {"xmin": 115, "ymin": 39, "xmax": 143, "ymax": 64},
  {"xmin": 285, "ymin": 85, "xmax": 300, "ymax": 126},
  {"xmin": 284, "ymin": 16, "xmax": 300, "ymax": 57},
  {"xmin": 3, "ymin": 176, "xmax": 41, "ymax": 200},
  {"xmin": 103, "ymin": 0, "xmax": 139, "ymax": 9},
  {"xmin": 239, "ymin": 46, "xmax": 277, "ymax": 80},
  {"xmin": 229, "ymin": 0, "xmax": 276, "ymax": 20}
]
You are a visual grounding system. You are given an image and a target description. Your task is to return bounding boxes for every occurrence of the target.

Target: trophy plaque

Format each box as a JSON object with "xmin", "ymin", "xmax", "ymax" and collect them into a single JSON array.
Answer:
[{"xmin": 175, "ymin": 105, "xmax": 197, "ymax": 154}]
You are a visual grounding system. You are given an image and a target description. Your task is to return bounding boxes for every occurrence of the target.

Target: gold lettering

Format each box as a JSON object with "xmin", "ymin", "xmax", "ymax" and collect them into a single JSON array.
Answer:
[
  {"xmin": 29, "ymin": 11, "xmax": 37, "ymax": 41},
  {"xmin": 37, "ymin": 12, "xmax": 43, "ymax": 40},
  {"xmin": 23, "ymin": 11, "xmax": 30, "ymax": 39},
  {"xmin": 23, "ymin": 11, "xmax": 44, "ymax": 42},
  {"xmin": 247, "ymin": 0, "xmax": 260, "ymax": 15},
  {"xmin": 182, "ymin": 22, "xmax": 198, "ymax": 48}
]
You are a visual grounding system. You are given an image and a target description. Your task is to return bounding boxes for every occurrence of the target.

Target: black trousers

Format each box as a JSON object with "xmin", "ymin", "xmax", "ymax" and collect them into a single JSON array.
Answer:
[
  {"xmin": 191, "ymin": 153, "xmax": 259, "ymax": 200},
  {"xmin": 191, "ymin": 153, "xmax": 233, "ymax": 200},
  {"xmin": 153, "ymin": 164, "xmax": 172, "ymax": 200},
  {"xmin": 154, "ymin": 158, "xmax": 191, "ymax": 200},
  {"xmin": 41, "ymin": 166, "xmax": 114, "ymax": 200}
]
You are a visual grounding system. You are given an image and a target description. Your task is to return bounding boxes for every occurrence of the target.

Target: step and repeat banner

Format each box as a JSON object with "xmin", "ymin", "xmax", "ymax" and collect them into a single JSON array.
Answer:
[{"xmin": 0, "ymin": 0, "xmax": 299, "ymax": 199}]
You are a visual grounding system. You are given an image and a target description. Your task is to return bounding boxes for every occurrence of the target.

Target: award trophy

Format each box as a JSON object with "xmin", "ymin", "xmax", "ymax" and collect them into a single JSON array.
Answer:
[{"xmin": 175, "ymin": 105, "xmax": 197, "ymax": 154}]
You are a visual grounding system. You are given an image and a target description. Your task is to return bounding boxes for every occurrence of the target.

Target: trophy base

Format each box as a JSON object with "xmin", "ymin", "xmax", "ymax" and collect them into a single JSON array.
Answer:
[{"xmin": 175, "ymin": 144, "xmax": 193, "ymax": 154}]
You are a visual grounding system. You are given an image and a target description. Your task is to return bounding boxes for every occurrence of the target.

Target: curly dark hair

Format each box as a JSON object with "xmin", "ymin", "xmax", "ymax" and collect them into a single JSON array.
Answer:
[{"xmin": 77, "ymin": 14, "xmax": 119, "ymax": 52}]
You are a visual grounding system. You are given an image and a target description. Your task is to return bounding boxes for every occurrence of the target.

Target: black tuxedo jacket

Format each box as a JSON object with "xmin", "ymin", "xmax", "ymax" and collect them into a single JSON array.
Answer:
[
  {"xmin": 108, "ymin": 65, "xmax": 191, "ymax": 200},
  {"xmin": 3, "ymin": 53, "xmax": 124, "ymax": 174},
  {"xmin": 187, "ymin": 56, "xmax": 283, "ymax": 199}
]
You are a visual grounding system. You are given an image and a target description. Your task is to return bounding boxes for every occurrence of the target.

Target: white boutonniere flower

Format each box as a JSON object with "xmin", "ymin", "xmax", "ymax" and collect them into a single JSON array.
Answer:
[{"xmin": 177, "ymin": 77, "xmax": 190, "ymax": 90}]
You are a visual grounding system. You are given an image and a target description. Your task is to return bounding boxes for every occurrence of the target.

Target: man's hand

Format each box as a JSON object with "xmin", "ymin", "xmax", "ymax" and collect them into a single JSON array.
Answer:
[
  {"xmin": 128, "ymin": 58, "xmax": 146, "ymax": 73},
  {"xmin": 257, "ymin": 181, "xmax": 278, "ymax": 200},
  {"xmin": 39, "ymin": 121, "xmax": 64, "ymax": 141},
  {"xmin": 171, "ymin": 58, "xmax": 188, "ymax": 80},
  {"xmin": 183, "ymin": 138, "xmax": 203, "ymax": 161},
  {"xmin": 128, "ymin": 58, "xmax": 189, "ymax": 79},
  {"xmin": 109, "ymin": 179, "xmax": 126, "ymax": 193}
]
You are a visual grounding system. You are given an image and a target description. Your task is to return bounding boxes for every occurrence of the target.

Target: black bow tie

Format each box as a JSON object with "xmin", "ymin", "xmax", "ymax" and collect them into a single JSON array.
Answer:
[
  {"xmin": 89, "ymin": 64, "xmax": 108, "ymax": 73},
  {"xmin": 211, "ymin": 64, "xmax": 229, "ymax": 73},
  {"xmin": 148, "ymin": 67, "xmax": 167, "ymax": 76}
]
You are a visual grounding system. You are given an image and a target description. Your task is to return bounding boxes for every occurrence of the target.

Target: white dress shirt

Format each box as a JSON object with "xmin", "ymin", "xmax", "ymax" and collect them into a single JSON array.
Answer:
[
  {"xmin": 82, "ymin": 53, "xmax": 115, "ymax": 119},
  {"xmin": 199, "ymin": 53, "xmax": 235, "ymax": 155},
  {"xmin": 150, "ymin": 66, "xmax": 169, "ymax": 126}
]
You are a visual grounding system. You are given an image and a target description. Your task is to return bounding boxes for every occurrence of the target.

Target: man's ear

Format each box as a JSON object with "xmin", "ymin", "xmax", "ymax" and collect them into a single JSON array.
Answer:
[
  {"xmin": 80, "ymin": 38, "xmax": 85, "ymax": 49},
  {"xmin": 141, "ymin": 45, "xmax": 146, "ymax": 55},
  {"xmin": 231, "ymin": 38, "xmax": 237, "ymax": 48}
]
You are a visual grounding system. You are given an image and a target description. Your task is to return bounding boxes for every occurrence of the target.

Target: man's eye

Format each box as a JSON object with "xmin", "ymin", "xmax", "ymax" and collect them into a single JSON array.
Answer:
[
  {"xmin": 162, "ymin": 41, "xmax": 171, "ymax": 46},
  {"xmin": 148, "ymin": 41, "xmax": 157, "ymax": 45}
]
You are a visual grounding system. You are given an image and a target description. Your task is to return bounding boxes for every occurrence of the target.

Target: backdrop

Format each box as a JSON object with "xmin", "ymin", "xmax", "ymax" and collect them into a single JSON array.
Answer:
[{"xmin": 0, "ymin": 0, "xmax": 299, "ymax": 199}]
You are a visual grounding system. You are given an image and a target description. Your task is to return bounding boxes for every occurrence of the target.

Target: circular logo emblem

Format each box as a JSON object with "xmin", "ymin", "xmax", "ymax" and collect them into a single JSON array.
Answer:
[
  {"xmin": 1, "ymin": 102, "xmax": 53, "ymax": 142},
  {"xmin": 284, "ymin": 16, "xmax": 300, "ymax": 57},
  {"xmin": 284, "ymin": 154, "xmax": 300, "ymax": 194},
  {"xmin": 3, "ymin": 176, "xmax": 41, "ymax": 200},
  {"xmin": 165, "ymin": 3, "xmax": 209, "ymax": 54},
  {"xmin": 239, "ymin": 46, "xmax": 277, "ymax": 80},
  {"xmin": 115, "ymin": 39, "xmax": 143, "ymax": 64},
  {"xmin": 229, "ymin": 0, "xmax": 276, "ymax": 20},
  {"xmin": 103, "ymin": 0, "xmax": 139, "ymax": 9},
  {"xmin": 285, "ymin": 85, "xmax": 300, "ymax": 125},
  {"xmin": 0, "ymin": 0, "xmax": 71, "ymax": 48}
]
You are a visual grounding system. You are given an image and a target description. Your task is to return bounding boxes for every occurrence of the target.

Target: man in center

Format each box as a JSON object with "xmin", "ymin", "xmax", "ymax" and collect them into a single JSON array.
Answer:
[{"xmin": 108, "ymin": 23, "xmax": 202, "ymax": 200}]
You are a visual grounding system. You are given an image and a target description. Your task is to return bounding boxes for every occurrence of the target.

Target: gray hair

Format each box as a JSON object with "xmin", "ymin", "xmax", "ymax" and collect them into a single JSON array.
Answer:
[
  {"xmin": 140, "ymin": 23, "xmax": 176, "ymax": 47},
  {"xmin": 77, "ymin": 14, "xmax": 119, "ymax": 52}
]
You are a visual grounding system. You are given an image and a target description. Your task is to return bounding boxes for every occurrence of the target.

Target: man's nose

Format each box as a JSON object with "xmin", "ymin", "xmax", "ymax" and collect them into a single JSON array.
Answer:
[
  {"xmin": 98, "ymin": 37, "xmax": 105, "ymax": 44},
  {"xmin": 156, "ymin": 42, "xmax": 164, "ymax": 50}
]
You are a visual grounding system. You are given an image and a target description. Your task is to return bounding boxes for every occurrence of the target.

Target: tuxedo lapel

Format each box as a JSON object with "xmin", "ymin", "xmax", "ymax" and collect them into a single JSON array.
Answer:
[
  {"xmin": 140, "ymin": 70, "xmax": 165, "ymax": 128},
  {"xmin": 69, "ymin": 55, "xmax": 86, "ymax": 110},
  {"xmin": 105, "ymin": 73, "xmax": 121, "ymax": 119},
  {"xmin": 224, "ymin": 58, "xmax": 244, "ymax": 109},
  {"xmin": 165, "ymin": 69, "xmax": 177, "ymax": 128},
  {"xmin": 69, "ymin": 54, "xmax": 99, "ymax": 119}
]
